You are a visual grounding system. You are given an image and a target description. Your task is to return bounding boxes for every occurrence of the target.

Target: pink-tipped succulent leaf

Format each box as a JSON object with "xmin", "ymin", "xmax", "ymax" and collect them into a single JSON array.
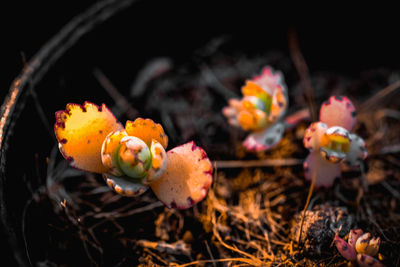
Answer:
[
  {"xmin": 303, "ymin": 122, "xmax": 328, "ymax": 152},
  {"xmin": 150, "ymin": 141, "xmax": 213, "ymax": 209},
  {"xmin": 304, "ymin": 151, "xmax": 342, "ymax": 188},
  {"xmin": 252, "ymin": 66, "xmax": 286, "ymax": 97},
  {"xmin": 320, "ymin": 96, "xmax": 357, "ymax": 131},
  {"xmin": 54, "ymin": 102, "xmax": 123, "ymax": 173},
  {"xmin": 103, "ymin": 173, "xmax": 148, "ymax": 197},
  {"xmin": 243, "ymin": 121, "xmax": 285, "ymax": 152},
  {"xmin": 357, "ymin": 254, "xmax": 384, "ymax": 267},
  {"xmin": 346, "ymin": 134, "xmax": 368, "ymax": 167},
  {"xmin": 348, "ymin": 229, "xmax": 364, "ymax": 249},
  {"xmin": 334, "ymin": 235, "xmax": 357, "ymax": 261}
]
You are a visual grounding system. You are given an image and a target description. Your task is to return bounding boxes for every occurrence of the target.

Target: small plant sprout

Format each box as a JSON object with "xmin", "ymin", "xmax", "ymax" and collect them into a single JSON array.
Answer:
[
  {"xmin": 222, "ymin": 66, "xmax": 288, "ymax": 151},
  {"xmin": 54, "ymin": 102, "xmax": 213, "ymax": 209},
  {"xmin": 303, "ymin": 96, "xmax": 368, "ymax": 188},
  {"xmin": 334, "ymin": 229, "xmax": 383, "ymax": 267}
]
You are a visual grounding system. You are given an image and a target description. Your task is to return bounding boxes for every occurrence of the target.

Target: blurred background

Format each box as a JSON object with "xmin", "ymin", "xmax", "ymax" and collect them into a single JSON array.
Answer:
[{"xmin": 2, "ymin": 1, "xmax": 400, "ymax": 102}]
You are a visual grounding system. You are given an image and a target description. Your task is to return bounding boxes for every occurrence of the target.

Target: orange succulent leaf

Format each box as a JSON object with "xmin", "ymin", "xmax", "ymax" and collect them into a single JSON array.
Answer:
[
  {"xmin": 54, "ymin": 102, "xmax": 123, "ymax": 173},
  {"xmin": 150, "ymin": 141, "xmax": 213, "ymax": 209},
  {"xmin": 241, "ymin": 81, "xmax": 266, "ymax": 97},
  {"xmin": 125, "ymin": 118, "xmax": 168, "ymax": 149}
]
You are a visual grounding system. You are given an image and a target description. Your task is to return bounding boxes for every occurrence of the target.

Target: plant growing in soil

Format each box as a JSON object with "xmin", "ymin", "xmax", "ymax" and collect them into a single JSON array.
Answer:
[
  {"xmin": 335, "ymin": 229, "xmax": 383, "ymax": 267},
  {"xmin": 222, "ymin": 66, "xmax": 289, "ymax": 151},
  {"xmin": 54, "ymin": 101, "xmax": 213, "ymax": 209},
  {"xmin": 303, "ymin": 96, "xmax": 368, "ymax": 187}
]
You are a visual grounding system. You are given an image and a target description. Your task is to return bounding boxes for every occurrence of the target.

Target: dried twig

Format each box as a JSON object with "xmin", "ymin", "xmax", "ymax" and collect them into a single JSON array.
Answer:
[
  {"xmin": 130, "ymin": 57, "xmax": 172, "ymax": 97},
  {"xmin": 172, "ymin": 257, "xmax": 264, "ymax": 267},
  {"xmin": 137, "ymin": 240, "xmax": 191, "ymax": 257},
  {"xmin": 288, "ymin": 28, "xmax": 317, "ymax": 121},
  {"xmin": 215, "ymin": 158, "xmax": 303, "ymax": 169},
  {"xmin": 360, "ymin": 80, "xmax": 400, "ymax": 112},
  {"xmin": 297, "ymin": 169, "xmax": 317, "ymax": 245},
  {"xmin": 93, "ymin": 68, "xmax": 138, "ymax": 119}
]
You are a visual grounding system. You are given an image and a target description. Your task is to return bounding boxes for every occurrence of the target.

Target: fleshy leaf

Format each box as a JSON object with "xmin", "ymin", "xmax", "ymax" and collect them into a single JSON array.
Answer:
[
  {"xmin": 55, "ymin": 102, "xmax": 123, "ymax": 173},
  {"xmin": 243, "ymin": 122, "xmax": 285, "ymax": 152},
  {"xmin": 237, "ymin": 107, "xmax": 268, "ymax": 131},
  {"xmin": 144, "ymin": 139, "xmax": 167, "ymax": 184},
  {"xmin": 125, "ymin": 118, "xmax": 168, "ymax": 149},
  {"xmin": 348, "ymin": 229, "xmax": 364, "ymax": 249},
  {"xmin": 103, "ymin": 173, "xmax": 148, "ymax": 197},
  {"xmin": 303, "ymin": 122, "xmax": 328, "ymax": 152},
  {"xmin": 345, "ymin": 133, "xmax": 368, "ymax": 166},
  {"xmin": 357, "ymin": 254, "xmax": 384, "ymax": 267},
  {"xmin": 222, "ymin": 99, "xmax": 242, "ymax": 127},
  {"xmin": 101, "ymin": 130, "xmax": 128, "ymax": 176},
  {"xmin": 304, "ymin": 151, "xmax": 342, "ymax": 188},
  {"xmin": 269, "ymin": 84, "xmax": 287, "ymax": 122},
  {"xmin": 356, "ymin": 233, "xmax": 380, "ymax": 256},
  {"xmin": 242, "ymin": 81, "xmax": 268, "ymax": 98},
  {"xmin": 150, "ymin": 141, "xmax": 213, "ymax": 209},
  {"xmin": 284, "ymin": 108, "xmax": 310, "ymax": 130},
  {"xmin": 320, "ymin": 126, "xmax": 351, "ymax": 164},
  {"xmin": 334, "ymin": 235, "xmax": 357, "ymax": 261},
  {"xmin": 252, "ymin": 66, "xmax": 286, "ymax": 96},
  {"xmin": 247, "ymin": 66, "xmax": 288, "ymax": 122},
  {"xmin": 117, "ymin": 136, "xmax": 152, "ymax": 180},
  {"xmin": 320, "ymin": 96, "xmax": 357, "ymax": 131}
]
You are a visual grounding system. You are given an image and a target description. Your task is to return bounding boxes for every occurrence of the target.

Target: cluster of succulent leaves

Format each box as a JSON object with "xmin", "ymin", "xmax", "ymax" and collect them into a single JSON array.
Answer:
[
  {"xmin": 221, "ymin": 66, "xmax": 375, "ymax": 265},
  {"xmin": 222, "ymin": 66, "xmax": 288, "ymax": 151},
  {"xmin": 335, "ymin": 229, "xmax": 383, "ymax": 267},
  {"xmin": 54, "ymin": 102, "xmax": 212, "ymax": 209},
  {"xmin": 54, "ymin": 65, "xmax": 375, "ymax": 264},
  {"xmin": 222, "ymin": 67, "xmax": 368, "ymax": 188},
  {"xmin": 302, "ymin": 95, "xmax": 368, "ymax": 188}
]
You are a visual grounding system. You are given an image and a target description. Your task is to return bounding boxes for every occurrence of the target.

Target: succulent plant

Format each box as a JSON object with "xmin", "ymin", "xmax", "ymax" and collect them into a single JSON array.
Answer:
[
  {"xmin": 303, "ymin": 96, "xmax": 368, "ymax": 188},
  {"xmin": 335, "ymin": 229, "xmax": 383, "ymax": 267},
  {"xmin": 222, "ymin": 66, "xmax": 288, "ymax": 151},
  {"xmin": 54, "ymin": 102, "xmax": 213, "ymax": 209}
]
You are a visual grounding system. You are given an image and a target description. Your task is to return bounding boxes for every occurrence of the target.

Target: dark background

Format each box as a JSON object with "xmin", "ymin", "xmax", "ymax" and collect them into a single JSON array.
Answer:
[
  {"xmin": 2, "ymin": 2, "xmax": 400, "ymax": 102},
  {"xmin": 1, "ymin": 1, "xmax": 399, "ymax": 266}
]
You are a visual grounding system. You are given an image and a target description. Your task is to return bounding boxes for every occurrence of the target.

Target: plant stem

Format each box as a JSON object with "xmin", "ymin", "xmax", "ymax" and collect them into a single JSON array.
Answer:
[{"xmin": 297, "ymin": 169, "xmax": 317, "ymax": 245}]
